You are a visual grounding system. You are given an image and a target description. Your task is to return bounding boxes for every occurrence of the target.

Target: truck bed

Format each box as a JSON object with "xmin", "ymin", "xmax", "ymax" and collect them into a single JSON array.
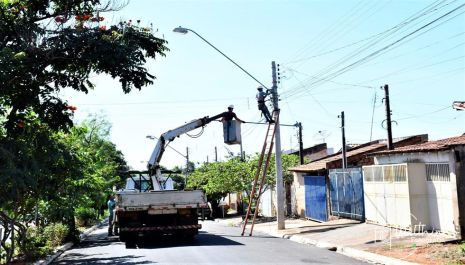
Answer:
[{"xmin": 116, "ymin": 190, "xmax": 207, "ymax": 210}]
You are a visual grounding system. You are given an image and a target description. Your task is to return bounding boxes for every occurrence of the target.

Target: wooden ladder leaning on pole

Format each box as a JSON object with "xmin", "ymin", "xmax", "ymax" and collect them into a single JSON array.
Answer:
[{"xmin": 241, "ymin": 113, "xmax": 279, "ymax": 236}]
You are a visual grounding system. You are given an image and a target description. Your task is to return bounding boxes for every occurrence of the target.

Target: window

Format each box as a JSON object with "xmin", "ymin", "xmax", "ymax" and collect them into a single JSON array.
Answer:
[
  {"xmin": 363, "ymin": 167, "xmax": 373, "ymax": 182},
  {"xmin": 426, "ymin": 163, "xmax": 450, "ymax": 182},
  {"xmin": 373, "ymin": 166, "xmax": 383, "ymax": 182},
  {"xmin": 393, "ymin": 165, "xmax": 407, "ymax": 182},
  {"xmin": 383, "ymin": 166, "xmax": 394, "ymax": 182}
]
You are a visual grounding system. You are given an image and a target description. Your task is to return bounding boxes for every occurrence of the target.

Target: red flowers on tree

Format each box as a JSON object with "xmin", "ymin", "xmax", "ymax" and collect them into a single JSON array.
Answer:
[
  {"xmin": 55, "ymin": 16, "xmax": 67, "ymax": 23},
  {"xmin": 65, "ymin": 105, "xmax": 77, "ymax": 112}
]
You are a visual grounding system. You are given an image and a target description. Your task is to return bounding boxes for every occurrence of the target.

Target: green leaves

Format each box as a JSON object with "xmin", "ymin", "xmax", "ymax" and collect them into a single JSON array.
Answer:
[
  {"xmin": 0, "ymin": 0, "xmax": 168, "ymax": 133},
  {"xmin": 188, "ymin": 154, "xmax": 299, "ymax": 197}
]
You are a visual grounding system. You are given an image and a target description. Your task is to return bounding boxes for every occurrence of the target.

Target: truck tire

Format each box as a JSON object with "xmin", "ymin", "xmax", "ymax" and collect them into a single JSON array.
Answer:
[
  {"xmin": 119, "ymin": 231, "xmax": 130, "ymax": 242},
  {"xmin": 125, "ymin": 240, "xmax": 137, "ymax": 248}
]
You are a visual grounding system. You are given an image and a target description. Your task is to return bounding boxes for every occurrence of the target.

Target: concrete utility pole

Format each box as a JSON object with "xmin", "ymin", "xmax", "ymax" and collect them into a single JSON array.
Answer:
[
  {"xmin": 297, "ymin": 122, "xmax": 304, "ymax": 165},
  {"xmin": 383, "ymin": 84, "xmax": 394, "ymax": 150},
  {"xmin": 271, "ymin": 61, "xmax": 285, "ymax": 230},
  {"xmin": 338, "ymin": 111, "xmax": 347, "ymax": 169}
]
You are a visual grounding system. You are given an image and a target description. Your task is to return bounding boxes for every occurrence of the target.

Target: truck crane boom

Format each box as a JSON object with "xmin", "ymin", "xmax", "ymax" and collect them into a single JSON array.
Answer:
[{"xmin": 147, "ymin": 113, "xmax": 224, "ymax": 190}]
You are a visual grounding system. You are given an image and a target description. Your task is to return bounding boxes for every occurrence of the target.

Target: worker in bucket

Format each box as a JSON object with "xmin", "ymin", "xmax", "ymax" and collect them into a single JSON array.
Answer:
[
  {"xmin": 221, "ymin": 105, "xmax": 244, "ymax": 143},
  {"xmin": 256, "ymin": 87, "xmax": 274, "ymax": 123},
  {"xmin": 221, "ymin": 105, "xmax": 245, "ymax": 123}
]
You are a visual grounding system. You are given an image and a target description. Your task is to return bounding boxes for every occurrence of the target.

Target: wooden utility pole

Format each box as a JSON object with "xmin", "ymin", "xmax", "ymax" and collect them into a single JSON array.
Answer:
[
  {"xmin": 297, "ymin": 122, "xmax": 304, "ymax": 165},
  {"xmin": 339, "ymin": 111, "xmax": 347, "ymax": 169},
  {"xmin": 383, "ymin": 84, "xmax": 394, "ymax": 150}
]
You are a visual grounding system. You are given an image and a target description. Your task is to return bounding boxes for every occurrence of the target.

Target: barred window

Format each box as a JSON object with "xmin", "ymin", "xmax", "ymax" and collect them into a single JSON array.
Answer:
[
  {"xmin": 363, "ymin": 167, "xmax": 373, "ymax": 182},
  {"xmin": 373, "ymin": 166, "xmax": 383, "ymax": 182},
  {"xmin": 383, "ymin": 166, "xmax": 394, "ymax": 182},
  {"xmin": 426, "ymin": 163, "xmax": 450, "ymax": 182},
  {"xmin": 393, "ymin": 165, "xmax": 407, "ymax": 182}
]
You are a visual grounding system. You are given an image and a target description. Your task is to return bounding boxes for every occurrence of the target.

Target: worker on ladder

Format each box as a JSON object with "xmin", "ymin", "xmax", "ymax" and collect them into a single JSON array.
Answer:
[{"xmin": 256, "ymin": 87, "xmax": 274, "ymax": 123}]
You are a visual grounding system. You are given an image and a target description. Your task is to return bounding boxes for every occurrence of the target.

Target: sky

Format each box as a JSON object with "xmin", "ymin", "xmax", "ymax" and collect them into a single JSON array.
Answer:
[{"xmin": 62, "ymin": 0, "xmax": 465, "ymax": 170}]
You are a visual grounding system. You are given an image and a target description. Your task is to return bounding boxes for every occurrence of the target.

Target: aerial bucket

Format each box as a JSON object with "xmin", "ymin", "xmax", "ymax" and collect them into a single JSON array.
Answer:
[{"xmin": 223, "ymin": 120, "xmax": 241, "ymax": 145}]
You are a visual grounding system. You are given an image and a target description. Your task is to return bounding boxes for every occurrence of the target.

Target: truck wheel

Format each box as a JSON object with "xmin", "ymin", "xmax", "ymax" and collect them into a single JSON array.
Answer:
[
  {"xmin": 119, "ymin": 231, "xmax": 130, "ymax": 242},
  {"xmin": 125, "ymin": 240, "xmax": 136, "ymax": 248}
]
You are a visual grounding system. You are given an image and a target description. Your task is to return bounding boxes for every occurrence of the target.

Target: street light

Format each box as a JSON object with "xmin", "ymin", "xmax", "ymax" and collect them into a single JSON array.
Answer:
[
  {"xmin": 173, "ymin": 26, "xmax": 286, "ymax": 230},
  {"xmin": 173, "ymin": 26, "xmax": 269, "ymax": 89}
]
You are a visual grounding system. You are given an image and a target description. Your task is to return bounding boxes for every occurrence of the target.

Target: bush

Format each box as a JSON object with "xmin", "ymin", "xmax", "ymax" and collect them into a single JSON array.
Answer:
[
  {"xmin": 43, "ymin": 223, "xmax": 68, "ymax": 248},
  {"xmin": 75, "ymin": 207, "xmax": 97, "ymax": 227},
  {"xmin": 22, "ymin": 223, "xmax": 68, "ymax": 261}
]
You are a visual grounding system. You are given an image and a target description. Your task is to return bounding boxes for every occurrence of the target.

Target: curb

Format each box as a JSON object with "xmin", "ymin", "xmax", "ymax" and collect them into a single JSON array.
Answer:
[
  {"xmin": 236, "ymin": 223, "xmax": 420, "ymax": 265},
  {"xmin": 33, "ymin": 219, "xmax": 107, "ymax": 265}
]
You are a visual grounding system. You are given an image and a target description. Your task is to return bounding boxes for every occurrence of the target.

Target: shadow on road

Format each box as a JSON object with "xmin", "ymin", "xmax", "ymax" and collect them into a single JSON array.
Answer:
[
  {"xmin": 70, "ymin": 228, "xmax": 244, "ymax": 251},
  {"xmin": 126, "ymin": 231, "xmax": 244, "ymax": 249},
  {"xmin": 53, "ymin": 253, "xmax": 153, "ymax": 265}
]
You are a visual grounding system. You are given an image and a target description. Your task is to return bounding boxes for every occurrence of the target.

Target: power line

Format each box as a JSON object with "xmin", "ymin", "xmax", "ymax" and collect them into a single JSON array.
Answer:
[
  {"xmin": 282, "ymin": 3, "xmax": 465, "ymax": 101},
  {"xmin": 292, "ymin": 1, "xmax": 393, "ymax": 70},
  {"xmin": 76, "ymin": 97, "xmax": 249, "ymax": 106},
  {"xmin": 286, "ymin": 0, "xmax": 451, "ymax": 72},
  {"xmin": 282, "ymin": 0, "xmax": 461, "ymax": 98}
]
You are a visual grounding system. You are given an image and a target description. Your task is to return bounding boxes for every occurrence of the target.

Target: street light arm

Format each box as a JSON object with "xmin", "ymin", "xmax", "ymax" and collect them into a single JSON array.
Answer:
[{"xmin": 177, "ymin": 27, "xmax": 269, "ymax": 90}]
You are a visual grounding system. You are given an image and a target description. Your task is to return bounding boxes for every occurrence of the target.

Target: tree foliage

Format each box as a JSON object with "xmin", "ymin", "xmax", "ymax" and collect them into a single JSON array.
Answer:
[
  {"xmin": 187, "ymin": 153, "xmax": 299, "ymax": 215},
  {"xmin": 0, "ymin": 0, "xmax": 168, "ymax": 133},
  {"xmin": 0, "ymin": 1, "xmax": 166, "ymax": 262},
  {"xmin": 0, "ymin": 115, "xmax": 126, "ymax": 262}
]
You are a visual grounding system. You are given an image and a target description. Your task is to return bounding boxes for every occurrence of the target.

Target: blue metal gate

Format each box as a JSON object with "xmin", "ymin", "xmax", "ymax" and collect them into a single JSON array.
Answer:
[
  {"xmin": 304, "ymin": 176, "xmax": 327, "ymax": 222},
  {"xmin": 329, "ymin": 168, "xmax": 365, "ymax": 221}
]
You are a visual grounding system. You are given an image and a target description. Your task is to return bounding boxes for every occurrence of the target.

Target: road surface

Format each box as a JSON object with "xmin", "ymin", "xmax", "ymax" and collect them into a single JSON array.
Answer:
[{"xmin": 52, "ymin": 220, "xmax": 366, "ymax": 264}]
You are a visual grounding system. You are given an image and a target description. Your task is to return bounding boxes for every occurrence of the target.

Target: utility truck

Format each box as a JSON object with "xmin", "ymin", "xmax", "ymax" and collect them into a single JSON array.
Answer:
[{"xmin": 115, "ymin": 112, "xmax": 239, "ymax": 244}]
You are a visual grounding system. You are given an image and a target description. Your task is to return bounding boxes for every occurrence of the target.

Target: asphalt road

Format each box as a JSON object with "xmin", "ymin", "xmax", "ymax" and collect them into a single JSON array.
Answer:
[{"xmin": 52, "ymin": 220, "xmax": 367, "ymax": 265}]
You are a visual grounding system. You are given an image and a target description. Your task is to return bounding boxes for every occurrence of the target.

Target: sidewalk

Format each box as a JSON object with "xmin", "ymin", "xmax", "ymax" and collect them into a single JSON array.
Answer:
[{"xmin": 216, "ymin": 215, "xmax": 457, "ymax": 265}]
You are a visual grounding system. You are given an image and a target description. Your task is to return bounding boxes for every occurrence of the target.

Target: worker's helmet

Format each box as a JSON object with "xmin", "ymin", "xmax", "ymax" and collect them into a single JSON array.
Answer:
[
  {"xmin": 228, "ymin": 105, "xmax": 234, "ymax": 109},
  {"xmin": 257, "ymin": 86, "xmax": 263, "ymax": 90}
]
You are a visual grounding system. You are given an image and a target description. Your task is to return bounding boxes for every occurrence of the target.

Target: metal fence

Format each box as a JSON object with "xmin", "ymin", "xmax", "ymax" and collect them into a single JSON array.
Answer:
[{"xmin": 329, "ymin": 168, "xmax": 365, "ymax": 221}]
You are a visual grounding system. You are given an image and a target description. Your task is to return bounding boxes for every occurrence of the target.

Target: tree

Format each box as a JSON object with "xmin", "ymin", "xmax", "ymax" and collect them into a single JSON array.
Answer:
[
  {"xmin": 0, "ymin": 0, "xmax": 168, "ymax": 134},
  {"xmin": 187, "ymin": 153, "xmax": 299, "ymax": 216},
  {"xmin": 0, "ymin": 1, "xmax": 166, "ymax": 262},
  {"xmin": 0, "ymin": 113, "xmax": 83, "ymax": 262},
  {"xmin": 0, "ymin": 114, "xmax": 127, "ymax": 263}
]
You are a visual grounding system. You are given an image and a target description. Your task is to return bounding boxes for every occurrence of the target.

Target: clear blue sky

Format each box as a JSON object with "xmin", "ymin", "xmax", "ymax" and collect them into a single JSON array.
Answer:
[{"xmin": 63, "ymin": 0, "xmax": 465, "ymax": 170}]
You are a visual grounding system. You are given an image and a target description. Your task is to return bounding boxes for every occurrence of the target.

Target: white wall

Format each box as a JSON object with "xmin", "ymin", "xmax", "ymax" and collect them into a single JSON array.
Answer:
[
  {"xmin": 291, "ymin": 172, "xmax": 306, "ymax": 217},
  {"xmin": 373, "ymin": 151, "xmax": 459, "ymax": 236}
]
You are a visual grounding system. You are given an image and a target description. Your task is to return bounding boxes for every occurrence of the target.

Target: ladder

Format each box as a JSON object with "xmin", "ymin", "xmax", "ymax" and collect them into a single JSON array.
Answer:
[{"xmin": 241, "ymin": 113, "xmax": 278, "ymax": 236}]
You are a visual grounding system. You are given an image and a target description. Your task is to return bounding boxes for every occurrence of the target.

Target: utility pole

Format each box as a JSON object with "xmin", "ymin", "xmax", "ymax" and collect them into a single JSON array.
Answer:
[
  {"xmin": 297, "ymin": 122, "xmax": 304, "ymax": 165},
  {"xmin": 185, "ymin": 147, "xmax": 189, "ymax": 186},
  {"xmin": 240, "ymin": 141, "xmax": 244, "ymax": 161},
  {"xmin": 338, "ymin": 111, "xmax": 347, "ymax": 169},
  {"xmin": 215, "ymin": 146, "xmax": 218, "ymax": 162},
  {"xmin": 271, "ymin": 61, "xmax": 285, "ymax": 230},
  {"xmin": 383, "ymin": 84, "xmax": 394, "ymax": 150}
]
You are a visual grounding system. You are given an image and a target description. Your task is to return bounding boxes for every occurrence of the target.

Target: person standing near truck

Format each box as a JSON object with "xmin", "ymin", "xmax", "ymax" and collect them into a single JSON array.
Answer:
[{"xmin": 107, "ymin": 195, "xmax": 116, "ymax": 236}]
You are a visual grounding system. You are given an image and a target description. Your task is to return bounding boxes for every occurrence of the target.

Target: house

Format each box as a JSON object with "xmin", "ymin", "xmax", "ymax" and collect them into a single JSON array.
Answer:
[
  {"xmin": 289, "ymin": 135, "xmax": 428, "ymax": 222},
  {"xmin": 285, "ymin": 143, "xmax": 334, "ymax": 162},
  {"xmin": 364, "ymin": 134, "xmax": 465, "ymax": 238},
  {"xmin": 259, "ymin": 143, "xmax": 334, "ymax": 217}
]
